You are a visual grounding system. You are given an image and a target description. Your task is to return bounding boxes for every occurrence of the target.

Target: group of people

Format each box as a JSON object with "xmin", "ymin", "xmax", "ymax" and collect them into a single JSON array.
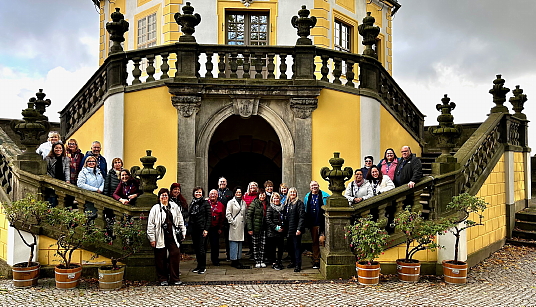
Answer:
[{"xmin": 38, "ymin": 131, "xmax": 143, "ymax": 206}]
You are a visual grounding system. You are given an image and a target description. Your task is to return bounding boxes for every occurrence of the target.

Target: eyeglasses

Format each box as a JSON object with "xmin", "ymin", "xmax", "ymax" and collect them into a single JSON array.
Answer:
[
  {"xmin": 68, "ymin": 143, "xmax": 76, "ymax": 146},
  {"xmin": 365, "ymin": 160, "xmax": 372, "ymax": 163},
  {"xmin": 87, "ymin": 161, "xmax": 96, "ymax": 163}
]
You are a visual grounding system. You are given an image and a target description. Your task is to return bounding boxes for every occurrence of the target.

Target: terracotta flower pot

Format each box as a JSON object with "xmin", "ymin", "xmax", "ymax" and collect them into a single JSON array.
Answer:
[
  {"xmin": 98, "ymin": 265, "xmax": 125, "ymax": 290},
  {"xmin": 356, "ymin": 261, "xmax": 380, "ymax": 285},
  {"xmin": 442, "ymin": 260, "xmax": 468, "ymax": 284},
  {"xmin": 12, "ymin": 262, "xmax": 40, "ymax": 288},
  {"xmin": 396, "ymin": 259, "xmax": 420, "ymax": 282},
  {"xmin": 55, "ymin": 263, "xmax": 82, "ymax": 289}
]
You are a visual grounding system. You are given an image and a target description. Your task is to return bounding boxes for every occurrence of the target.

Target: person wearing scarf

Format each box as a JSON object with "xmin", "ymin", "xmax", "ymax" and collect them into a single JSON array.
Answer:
[
  {"xmin": 366, "ymin": 165, "xmax": 395, "ymax": 196},
  {"xmin": 226, "ymin": 186, "xmax": 250, "ymax": 269},
  {"xmin": 188, "ymin": 187, "xmax": 211, "ymax": 274},
  {"xmin": 207, "ymin": 189, "xmax": 225, "ymax": 266},
  {"xmin": 344, "ymin": 169, "xmax": 374, "ymax": 205},
  {"xmin": 247, "ymin": 189, "xmax": 268, "ymax": 268},
  {"xmin": 170, "ymin": 183, "xmax": 189, "ymax": 228},
  {"xmin": 113, "ymin": 169, "xmax": 142, "ymax": 205},
  {"xmin": 44, "ymin": 142, "xmax": 70, "ymax": 207},
  {"xmin": 104, "ymin": 158, "xmax": 124, "ymax": 197},
  {"xmin": 147, "ymin": 188, "xmax": 186, "ymax": 286},
  {"xmin": 266, "ymin": 192, "xmax": 286, "ymax": 270}
]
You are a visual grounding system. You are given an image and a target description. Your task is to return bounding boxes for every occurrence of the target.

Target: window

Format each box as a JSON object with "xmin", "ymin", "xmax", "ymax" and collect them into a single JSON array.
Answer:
[
  {"xmin": 137, "ymin": 13, "xmax": 157, "ymax": 49},
  {"xmin": 226, "ymin": 12, "xmax": 269, "ymax": 45},
  {"xmin": 334, "ymin": 20, "xmax": 351, "ymax": 52}
]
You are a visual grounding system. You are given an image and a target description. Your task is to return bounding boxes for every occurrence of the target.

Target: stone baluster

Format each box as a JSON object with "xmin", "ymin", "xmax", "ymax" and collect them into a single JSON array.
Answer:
[
  {"xmin": 218, "ymin": 52, "xmax": 226, "ymax": 78},
  {"xmin": 267, "ymin": 53, "xmax": 275, "ymax": 79},
  {"xmin": 160, "ymin": 52, "xmax": 170, "ymax": 79},
  {"xmin": 254, "ymin": 53, "xmax": 264, "ymax": 79},
  {"xmin": 204, "ymin": 51, "xmax": 214, "ymax": 78},
  {"xmin": 489, "ymin": 74, "xmax": 510, "ymax": 114},
  {"xmin": 229, "ymin": 52, "xmax": 238, "ymax": 78},
  {"xmin": 345, "ymin": 60, "xmax": 355, "ymax": 87},
  {"xmin": 359, "ymin": 209, "xmax": 371, "ymax": 219},
  {"xmin": 242, "ymin": 52, "xmax": 251, "ymax": 79},
  {"xmin": 509, "ymin": 85, "xmax": 528, "ymax": 120},
  {"xmin": 279, "ymin": 53, "xmax": 288, "ymax": 79},
  {"xmin": 320, "ymin": 55, "xmax": 329, "ymax": 82},
  {"xmin": 146, "ymin": 54, "xmax": 156, "ymax": 82},
  {"xmin": 377, "ymin": 203, "xmax": 388, "ymax": 229},
  {"xmin": 332, "ymin": 58, "xmax": 342, "ymax": 85},
  {"xmin": 55, "ymin": 191, "xmax": 67, "ymax": 209},
  {"xmin": 412, "ymin": 191, "xmax": 423, "ymax": 214},
  {"xmin": 132, "ymin": 57, "xmax": 142, "ymax": 84}
]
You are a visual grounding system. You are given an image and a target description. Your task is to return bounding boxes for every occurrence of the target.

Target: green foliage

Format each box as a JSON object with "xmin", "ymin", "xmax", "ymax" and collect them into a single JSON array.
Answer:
[
  {"xmin": 344, "ymin": 215, "xmax": 389, "ymax": 264},
  {"xmin": 104, "ymin": 215, "xmax": 146, "ymax": 270},
  {"xmin": 446, "ymin": 193, "xmax": 488, "ymax": 263},
  {"xmin": 1, "ymin": 195, "xmax": 49, "ymax": 266},
  {"xmin": 46, "ymin": 207, "xmax": 104, "ymax": 269},
  {"xmin": 392, "ymin": 207, "xmax": 452, "ymax": 261}
]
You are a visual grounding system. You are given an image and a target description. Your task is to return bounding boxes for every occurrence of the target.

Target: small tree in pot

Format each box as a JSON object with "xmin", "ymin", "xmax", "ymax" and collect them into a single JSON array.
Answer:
[
  {"xmin": 46, "ymin": 207, "xmax": 104, "ymax": 289},
  {"xmin": 344, "ymin": 215, "xmax": 389, "ymax": 285},
  {"xmin": 2, "ymin": 195, "xmax": 48, "ymax": 287},
  {"xmin": 99, "ymin": 214, "xmax": 145, "ymax": 290},
  {"xmin": 392, "ymin": 206, "xmax": 452, "ymax": 282},
  {"xmin": 442, "ymin": 193, "xmax": 487, "ymax": 284}
]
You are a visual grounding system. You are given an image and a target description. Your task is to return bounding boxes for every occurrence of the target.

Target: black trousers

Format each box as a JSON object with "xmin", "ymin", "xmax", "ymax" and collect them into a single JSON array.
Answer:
[
  {"xmin": 191, "ymin": 228, "xmax": 207, "ymax": 270},
  {"xmin": 208, "ymin": 226, "xmax": 221, "ymax": 264}
]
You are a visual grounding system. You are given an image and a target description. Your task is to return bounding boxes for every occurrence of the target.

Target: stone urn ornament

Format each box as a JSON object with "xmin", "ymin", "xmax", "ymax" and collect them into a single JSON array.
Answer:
[{"xmin": 131, "ymin": 150, "xmax": 166, "ymax": 206}]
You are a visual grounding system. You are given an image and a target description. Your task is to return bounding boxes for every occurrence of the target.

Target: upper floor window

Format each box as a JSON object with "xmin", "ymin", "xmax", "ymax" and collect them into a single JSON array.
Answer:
[
  {"xmin": 226, "ymin": 12, "xmax": 269, "ymax": 45},
  {"xmin": 334, "ymin": 20, "xmax": 351, "ymax": 52},
  {"xmin": 137, "ymin": 13, "xmax": 157, "ymax": 49}
]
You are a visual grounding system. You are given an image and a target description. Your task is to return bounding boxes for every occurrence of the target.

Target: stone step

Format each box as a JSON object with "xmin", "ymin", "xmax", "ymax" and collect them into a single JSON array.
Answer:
[
  {"xmin": 515, "ymin": 208, "xmax": 536, "ymax": 222},
  {"xmin": 512, "ymin": 229, "xmax": 536, "ymax": 240},
  {"xmin": 515, "ymin": 220, "xmax": 536, "ymax": 231},
  {"xmin": 506, "ymin": 238, "xmax": 536, "ymax": 247}
]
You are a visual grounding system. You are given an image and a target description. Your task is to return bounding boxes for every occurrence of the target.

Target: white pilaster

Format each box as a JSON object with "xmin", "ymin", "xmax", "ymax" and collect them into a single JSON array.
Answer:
[
  {"xmin": 103, "ymin": 92, "xmax": 125, "ymax": 162},
  {"xmin": 7, "ymin": 227, "xmax": 39, "ymax": 266},
  {"xmin": 524, "ymin": 151, "xmax": 531, "ymax": 202},
  {"xmin": 505, "ymin": 151, "xmax": 515, "ymax": 205},
  {"xmin": 360, "ymin": 96, "xmax": 381, "ymax": 161},
  {"xmin": 437, "ymin": 224, "xmax": 467, "ymax": 263}
]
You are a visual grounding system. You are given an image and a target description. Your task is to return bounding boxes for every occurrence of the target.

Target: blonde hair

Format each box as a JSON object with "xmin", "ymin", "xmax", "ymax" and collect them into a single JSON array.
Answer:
[
  {"xmin": 270, "ymin": 192, "xmax": 281, "ymax": 204},
  {"xmin": 286, "ymin": 187, "xmax": 299, "ymax": 204}
]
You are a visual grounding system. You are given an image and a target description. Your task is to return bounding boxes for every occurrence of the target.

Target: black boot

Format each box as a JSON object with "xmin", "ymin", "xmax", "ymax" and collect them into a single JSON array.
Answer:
[
  {"xmin": 231, "ymin": 260, "xmax": 239, "ymax": 268},
  {"xmin": 236, "ymin": 261, "xmax": 250, "ymax": 269}
]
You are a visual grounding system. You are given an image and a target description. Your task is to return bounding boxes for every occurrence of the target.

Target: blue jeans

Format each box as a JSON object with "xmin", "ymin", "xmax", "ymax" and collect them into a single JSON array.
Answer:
[{"xmin": 229, "ymin": 241, "xmax": 243, "ymax": 261}]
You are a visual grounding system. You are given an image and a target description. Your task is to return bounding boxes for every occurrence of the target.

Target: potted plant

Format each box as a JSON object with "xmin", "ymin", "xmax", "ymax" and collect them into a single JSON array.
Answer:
[
  {"xmin": 46, "ymin": 206, "xmax": 104, "ymax": 289},
  {"xmin": 344, "ymin": 215, "xmax": 389, "ymax": 285},
  {"xmin": 443, "ymin": 193, "xmax": 487, "ymax": 284},
  {"xmin": 99, "ymin": 214, "xmax": 145, "ymax": 290},
  {"xmin": 1, "ymin": 195, "xmax": 48, "ymax": 288},
  {"xmin": 392, "ymin": 207, "xmax": 452, "ymax": 282}
]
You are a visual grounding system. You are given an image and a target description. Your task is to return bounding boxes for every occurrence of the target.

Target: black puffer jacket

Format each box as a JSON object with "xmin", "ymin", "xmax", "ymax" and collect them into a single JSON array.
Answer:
[
  {"xmin": 284, "ymin": 199, "xmax": 306, "ymax": 236},
  {"xmin": 266, "ymin": 205, "xmax": 286, "ymax": 238},
  {"xmin": 103, "ymin": 168, "xmax": 121, "ymax": 197},
  {"xmin": 188, "ymin": 197, "xmax": 211, "ymax": 231}
]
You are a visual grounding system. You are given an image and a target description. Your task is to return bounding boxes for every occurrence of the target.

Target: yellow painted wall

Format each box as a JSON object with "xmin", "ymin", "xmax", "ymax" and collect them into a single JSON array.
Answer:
[
  {"xmin": 312, "ymin": 0, "xmax": 330, "ymax": 48},
  {"xmin": 335, "ymin": 0, "xmax": 355, "ymax": 13},
  {"xmin": 467, "ymin": 154, "xmax": 506, "ymax": 255},
  {"xmin": 0, "ymin": 206, "xmax": 8, "ymax": 261},
  {"xmin": 124, "ymin": 86, "xmax": 177, "ymax": 189},
  {"xmin": 70, "ymin": 106, "xmax": 105, "ymax": 155},
  {"xmin": 37, "ymin": 235, "xmax": 111, "ymax": 266},
  {"xmin": 379, "ymin": 107, "xmax": 421, "ymax": 157},
  {"xmin": 379, "ymin": 240, "xmax": 438, "ymax": 263},
  {"xmin": 514, "ymin": 152, "xmax": 526, "ymax": 202},
  {"xmin": 312, "ymin": 89, "xmax": 360, "ymax": 192}
]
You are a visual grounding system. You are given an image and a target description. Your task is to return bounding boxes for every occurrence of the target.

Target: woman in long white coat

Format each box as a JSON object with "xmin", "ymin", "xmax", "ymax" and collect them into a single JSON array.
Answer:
[{"xmin": 226, "ymin": 186, "xmax": 249, "ymax": 269}]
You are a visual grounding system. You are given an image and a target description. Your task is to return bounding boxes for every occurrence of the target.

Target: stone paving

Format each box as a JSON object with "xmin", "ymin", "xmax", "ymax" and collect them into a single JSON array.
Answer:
[{"xmin": 1, "ymin": 245, "xmax": 535, "ymax": 306}]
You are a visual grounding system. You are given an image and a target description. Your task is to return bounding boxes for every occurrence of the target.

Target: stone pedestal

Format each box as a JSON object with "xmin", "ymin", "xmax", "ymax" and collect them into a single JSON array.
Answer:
[{"xmin": 14, "ymin": 154, "xmax": 46, "ymax": 175}]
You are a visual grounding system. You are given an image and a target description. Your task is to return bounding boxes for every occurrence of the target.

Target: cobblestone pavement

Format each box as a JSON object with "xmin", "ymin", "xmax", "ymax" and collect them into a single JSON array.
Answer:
[{"xmin": 1, "ymin": 245, "xmax": 535, "ymax": 307}]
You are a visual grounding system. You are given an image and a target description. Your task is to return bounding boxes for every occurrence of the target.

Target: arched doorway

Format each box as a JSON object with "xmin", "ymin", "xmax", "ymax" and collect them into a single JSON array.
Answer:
[{"xmin": 207, "ymin": 115, "xmax": 282, "ymax": 191}]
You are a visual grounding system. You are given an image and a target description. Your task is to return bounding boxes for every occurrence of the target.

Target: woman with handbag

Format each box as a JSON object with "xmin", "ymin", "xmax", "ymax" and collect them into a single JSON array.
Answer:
[
  {"xmin": 226, "ymin": 186, "xmax": 250, "ymax": 269},
  {"xmin": 147, "ymin": 188, "xmax": 186, "ymax": 286},
  {"xmin": 188, "ymin": 187, "xmax": 211, "ymax": 274}
]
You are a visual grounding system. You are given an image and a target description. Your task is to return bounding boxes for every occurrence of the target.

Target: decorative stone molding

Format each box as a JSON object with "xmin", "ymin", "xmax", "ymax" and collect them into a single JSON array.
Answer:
[
  {"xmin": 172, "ymin": 96, "xmax": 201, "ymax": 117},
  {"xmin": 232, "ymin": 97, "xmax": 260, "ymax": 119},
  {"xmin": 290, "ymin": 98, "xmax": 318, "ymax": 119},
  {"xmin": 241, "ymin": 0, "xmax": 253, "ymax": 7}
]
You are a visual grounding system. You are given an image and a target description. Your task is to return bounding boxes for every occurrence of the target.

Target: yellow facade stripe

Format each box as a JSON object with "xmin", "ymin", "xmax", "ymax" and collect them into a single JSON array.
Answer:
[{"xmin": 314, "ymin": 0, "xmax": 330, "ymax": 10}]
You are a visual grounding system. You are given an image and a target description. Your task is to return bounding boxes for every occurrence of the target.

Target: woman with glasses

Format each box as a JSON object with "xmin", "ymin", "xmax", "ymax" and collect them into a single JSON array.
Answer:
[
  {"xmin": 266, "ymin": 192, "xmax": 286, "ymax": 270},
  {"xmin": 147, "ymin": 188, "xmax": 186, "ymax": 286},
  {"xmin": 377, "ymin": 148, "xmax": 399, "ymax": 181},
  {"xmin": 366, "ymin": 165, "xmax": 395, "ymax": 196},
  {"xmin": 104, "ymin": 158, "xmax": 124, "ymax": 197},
  {"xmin": 77, "ymin": 156, "xmax": 104, "ymax": 193},
  {"xmin": 66, "ymin": 139, "xmax": 83, "ymax": 184},
  {"xmin": 284, "ymin": 187, "xmax": 306, "ymax": 272},
  {"xmin": 189, "ymin": 187, "xmax": 211, "ymax": 274},
  {"xmin": 113, "ymin": 169, "xmax": 142, "ymax": 205},
  {"xmin": 360, "ymin": 156, "xmax": 374, "ymax": 178},
  {"xmin": 344, "ymin": 169, "xmax": 373, "ymax": 205}
]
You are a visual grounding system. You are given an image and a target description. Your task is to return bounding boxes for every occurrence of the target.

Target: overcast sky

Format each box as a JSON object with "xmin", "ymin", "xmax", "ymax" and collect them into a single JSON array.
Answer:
[{"xmin": 1, "ymin": 0, "xmax": 535, "ymax": 150}]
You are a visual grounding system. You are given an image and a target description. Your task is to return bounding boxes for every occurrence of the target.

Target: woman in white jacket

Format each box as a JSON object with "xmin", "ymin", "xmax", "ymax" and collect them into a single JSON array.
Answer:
[
  {"xmin": 77, "ymin": 156, "xmax": 104, "ymax": 193},
  {"xmin": 344, "ymin": 169, "xmax": 374, "ymax": 205},
  {"xmin": 226, "ymin": 186, "xmax": 249, "ymax": 269},
  {"xmin": 366, "ymin": 165, "xmax": 395, "ymax": 196},
  {"xmin": 147, "ymin": 188, "xmax": 186, "ymax": 286}
]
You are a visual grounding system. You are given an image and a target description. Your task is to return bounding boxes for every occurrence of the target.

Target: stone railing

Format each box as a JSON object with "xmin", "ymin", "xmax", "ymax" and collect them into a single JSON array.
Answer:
[{"xmin": 59, "ymin": 43, "xmax": 424, "ymax": 142}]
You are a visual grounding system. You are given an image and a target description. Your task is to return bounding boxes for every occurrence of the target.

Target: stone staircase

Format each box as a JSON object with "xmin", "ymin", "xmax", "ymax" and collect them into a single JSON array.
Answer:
[{"xmin": 508, "ymin": 207, "xmax": 536, "ymax": 247}]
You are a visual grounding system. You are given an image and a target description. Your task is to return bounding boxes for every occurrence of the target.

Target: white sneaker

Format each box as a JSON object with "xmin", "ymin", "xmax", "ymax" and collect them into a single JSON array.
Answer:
[
  {"xmin": 260, "ymin": 263, "xmax": 266, "ymax": 268},
  {"xmin": 255, "ymin": 263, "xmax": 261, "ymax": 268}
]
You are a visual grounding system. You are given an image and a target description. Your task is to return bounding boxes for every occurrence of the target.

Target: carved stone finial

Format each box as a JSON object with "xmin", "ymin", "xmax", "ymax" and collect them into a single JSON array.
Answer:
[
  {"xmin": 320, "ymin": 153, "xmax": 353, "ymax": 206},
  {"xmin": 291, "ymin": 5, "xmax": 317, "ymax": 45},
  {"xmin": 358, "ymin": 12, "xmax": 381, "ymax": 59},
  {"xmin": 241, "ymin": 0, "xmax": 254, "ymax": 7},
  {"xmin": 509, "ymin": 85, "xmax": 528, "ymax": 120},
  {"xmin": 489, "ymin": 74, "xmax": 510, "ymax": 114},
  {"xmin": 106, "ymin": 8, "xmax": 129, "ymax": 54},
  {"xmin": 174, "ymin": 2, "xmax": 202, "ymax": 42},
  {"xmin": 130, "ymin": 150, "xmax": 166, "ymax": 207},
  {"xmin": 32, "ymin": 89, "xmax": 51, "ymax": 122},
  {"xmin": 430, "ymin": 94, "xmax": 462, "ymax": 160}
]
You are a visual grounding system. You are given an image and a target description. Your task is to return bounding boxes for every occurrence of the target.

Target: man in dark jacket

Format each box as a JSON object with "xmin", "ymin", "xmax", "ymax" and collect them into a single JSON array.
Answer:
[
  {"xmin": 217, "ymin": 177, "xmax": 233, "ymax": 261},
  {"xmin": 303, "ymin": 181, "xmax": 330, "ymax": 269},
  {"xmin": 394, "ymin": 146, "xmax": 423, "ymax": 188}
]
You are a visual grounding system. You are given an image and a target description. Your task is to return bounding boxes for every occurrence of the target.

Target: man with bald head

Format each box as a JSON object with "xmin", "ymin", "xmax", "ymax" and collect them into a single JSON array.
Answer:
[{"xmin": 394, "ymin": 146, "xmax": 422, "ymax": 188}]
